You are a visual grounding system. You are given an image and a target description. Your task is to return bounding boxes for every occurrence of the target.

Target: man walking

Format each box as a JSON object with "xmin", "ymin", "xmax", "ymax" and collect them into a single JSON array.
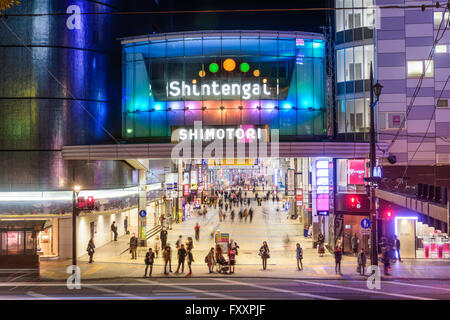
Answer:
[
  {"xmin": 249, "ymin": 207, "xmax": 253, "ymax": 223},
  {"xmin": 186, "ymin": 248, "xmax": 194, "ymax": 276},
  {"xmin": 357, "ymin": 248, "xmax": 367, "ymax": 275},
  {"xmin": 124, "ymin": 216, "xmax": 129, "ymax": 235},
  {"xmin": 160, "ymin": 227, "xmax": 168, "ymax": 248},
  {"xmin": 393, "ymin": 235, "xmax": 402, "ymax": 262},
  {"xmin": 176, "ymin": 244, "xmax": 187, "ymax": 274},
  {"xmin": 163, "ymin": 245, "xmax": 172, "ymax": 275},
  {"xmin": 111, "ymin": 221, "xmax": 118, "ymax": 241},
  {"xmin": 296, "ymin": 243, "xmax": 303, "ymax": 270},
  {"xmin": 351, "ymin": 234, "xmax": 359, "ymax": 256},
  {"xmin": 144, "ymin": 248, "xmax": 155, "ymax": 278},
  {"xmin": 334, "ymin": 246, "xmax": 343, "ymax": 274},
  {"xmin": 129, "ymin": 233, "xmax": 138, "ymax": 260},
  {"xmin": 194, "ymin": 223, "xmax": 200, "ymax": 241}
]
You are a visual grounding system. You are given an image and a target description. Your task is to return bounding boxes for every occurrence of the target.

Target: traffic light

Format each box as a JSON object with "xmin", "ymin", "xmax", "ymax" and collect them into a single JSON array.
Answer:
[
  {"xmin": 78, "ymin": 196, "xmax": 86, "ymax": 209},
  {"xmin": 382, "ymin": 210, "xmax": 393, "ymax": 220},
  {"xmin": 86, "ymin": 196, "xmax": 95, "ymax": 210},
  {"xmin": 348, "ymin": 195, "xmax": 361, "ymax": 209}
]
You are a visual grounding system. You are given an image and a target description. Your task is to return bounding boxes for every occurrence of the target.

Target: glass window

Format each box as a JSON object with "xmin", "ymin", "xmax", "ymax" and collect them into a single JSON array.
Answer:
[
  {"xmin": 388, "ymin": 113, "xmax": 405, "ymax": 129},
  {"xmin": 221, "ymin": 37, "xmax": 240, "ymax": 55},
  {"xmin": 364, "ymin": 45, "xmax": 374, "ymax": 79},
  {"xmin": 25, "ymin": 231, "xmax": 34, "ymax": 255},
  {"xmin": 364, "ymin": 0, "xmax": 374, "ymax": 27},
  {"xmin": 260, "ymin": 38, "xmax": 278, "ymax": 56},
  {"xmin": 345, "ymin": 47, "xmax": 354, "ymax": 81},
  {"xmin": 203, "ymin": 38, "xmax": 221, "ymax": 56},
  {"xmin": 184, "ymin": 38, "xmax": 203, "ymax": 56},
  {"xmin": 354, "ymin": 99, "xmax": 366, "ymax": 132},
  {"xmin": 346, "ymin": 99, "xmax": 355, "ymax": 132},
  {"xmin": 337, "ymin": 100, "xmax": 347, "ymax": 133},
  {"xmin": 7, "ymin": 231, "xmax": 24, "ymax": 255},
  {"xmin": 436, "ymin": 44, "xmax": 447, "ymax": 53},
  {"xmin": 337, "ymin": 49, "xmax": 345, "ymax": 82},
  {"xmin": 434, "ymin": 11, "xmax": 449, "ymax": 29},
  {"xmin": 345, "ymin": 0, "xmax": 354, "ymax": 30},
  {"xmin": 354, "ymin": 0, "xmax": 363, "ymax": 28},
  {"xmin": 354, "ymin": 46, "xmax": 363, "ymax": 80},
  {"xmin": 150, "ymin": 41, "xmax": 166, "ymax": 58},
  {"xmin": 241, "ymin": 37, "xmax": 259, "ymax": 56},
  {"xmin": 336, "ymin": 0, "xmax": 345, "ymax": 32},
  {"xmin": 166, "ymin": 40, "xmax": 184, "ymax": 57},
  {"xmin": 425, "ymin": 60, "xmax": 434, "ymax": 77}
]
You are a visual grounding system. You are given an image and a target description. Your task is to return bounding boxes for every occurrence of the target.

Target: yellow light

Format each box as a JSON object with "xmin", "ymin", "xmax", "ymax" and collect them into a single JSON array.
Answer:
[
  {"xmin": 74, "ymin": 185, "xmax": 81, "ymax": 193},
  {"xmin": 199, "ymin": 70, "xmax": 206, "ymax": 77},
  {"xmin": 192, "ymin": 79, "xmax": 197, "ymax": 84},
  {"xmin": 223, "ymin": 58, "xmax": 236, "ymax": 72},
  {"xmin": 253, "ymin": 69, "xmax": 260, "ymax": 77},
  {"xmin": 263, "ymin": 78, "xmax": 268, "ymax": 84}
]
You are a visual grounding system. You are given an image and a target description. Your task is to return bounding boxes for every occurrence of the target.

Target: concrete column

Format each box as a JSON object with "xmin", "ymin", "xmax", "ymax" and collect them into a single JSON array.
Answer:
[{"xmin": 138, "ymin": 169, "xmax": 147, "ymax": 246}]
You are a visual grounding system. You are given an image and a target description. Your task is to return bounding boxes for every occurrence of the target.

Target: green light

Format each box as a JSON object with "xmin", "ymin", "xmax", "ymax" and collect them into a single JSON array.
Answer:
[
  {"xmin": 209, "ymin": 63, "xmax": 219, "ymax": 73},
  {"xmin": 127, "ymin": 128, "xmax": 133, "ymax": 134},
  {"xmin": 240, "ymin": 62, "xmax": 250, "ymax": 72}
]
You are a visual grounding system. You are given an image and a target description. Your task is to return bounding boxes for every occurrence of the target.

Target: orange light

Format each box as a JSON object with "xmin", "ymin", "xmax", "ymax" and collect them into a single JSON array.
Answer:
[
  {"xmin": 192, "ymin": 79, "xmax": 197, "ymax": 84},
  {"xmin": 199, "ymin": 70, "xmax": 206, "ymax": 77},
  {"xmin": 223, "ymin": 58, "xmax": 236, "ymax": 72},
  {"xmin": 253, "ymin": 69, "xmax": 260, "ymax": 77},
  {"xmin": 262, "ymin": 78, "xmax": 268, "ymax": 84}
]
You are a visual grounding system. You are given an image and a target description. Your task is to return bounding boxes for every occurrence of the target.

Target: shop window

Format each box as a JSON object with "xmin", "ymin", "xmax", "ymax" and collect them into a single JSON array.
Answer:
[
  {"xmin": 436, "ymin": 45, "xmax": 447, "ymax": 53},
  {"xmin": 434, "ymin": 11, "xmax": 449, "ymax": 29}
]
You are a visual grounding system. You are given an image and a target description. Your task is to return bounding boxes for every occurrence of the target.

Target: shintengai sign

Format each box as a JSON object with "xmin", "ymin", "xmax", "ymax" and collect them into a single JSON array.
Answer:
[{"xmin": 167, "ymin": 81, "xmax": 272, "ymax": 100}]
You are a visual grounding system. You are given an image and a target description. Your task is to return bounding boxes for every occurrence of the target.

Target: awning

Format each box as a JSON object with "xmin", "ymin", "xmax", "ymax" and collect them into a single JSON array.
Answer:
[{"xmin": 0, "ymin": 220, "xmax": 49, "ymax": 231}]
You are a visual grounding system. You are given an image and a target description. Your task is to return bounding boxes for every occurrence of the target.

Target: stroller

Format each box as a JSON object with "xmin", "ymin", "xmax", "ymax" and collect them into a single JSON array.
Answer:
[{"xmin": 216, "ymin": 255, "xmax": 229, "ymax": 274}]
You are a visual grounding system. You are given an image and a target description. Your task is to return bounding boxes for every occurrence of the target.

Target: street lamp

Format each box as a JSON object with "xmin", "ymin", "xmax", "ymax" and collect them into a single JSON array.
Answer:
[
  {"xmin": 369, "ymin": 63, "xmax": 382, "ymax": 269},
  {"xmin": 72, "ymin": 185, "xmax": 81, "ymax": 270}
]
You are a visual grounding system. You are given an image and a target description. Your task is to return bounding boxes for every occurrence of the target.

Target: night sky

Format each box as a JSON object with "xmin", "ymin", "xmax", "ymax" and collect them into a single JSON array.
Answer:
[{"xmin": 121, "ymin": 0, "xmax": 330, "ymax": 38}]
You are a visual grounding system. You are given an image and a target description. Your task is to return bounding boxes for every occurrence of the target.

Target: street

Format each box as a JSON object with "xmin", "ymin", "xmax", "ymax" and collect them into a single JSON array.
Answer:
[{"xmin": 1, "ymin": 277, "xmax": 450, "ymax": 300}]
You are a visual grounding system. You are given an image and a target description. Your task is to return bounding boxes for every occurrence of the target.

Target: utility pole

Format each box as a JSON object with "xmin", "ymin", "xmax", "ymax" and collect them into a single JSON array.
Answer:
[
  {"xmin": 72, "ymin": 184, "xmax": 80, "ymax": 270},
  {"xmin": 369, "ymin": 63, "xmax": 383, "ymax": 268}
]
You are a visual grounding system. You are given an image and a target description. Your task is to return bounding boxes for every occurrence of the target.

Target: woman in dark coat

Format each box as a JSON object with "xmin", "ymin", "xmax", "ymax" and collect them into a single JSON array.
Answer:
[
  {"xmin": 87, "ymin": 238, "xmax": 95, "ymax": 263},
  {"xmin": 259, "ymin": 241, "xmax": 270, "ymax": 270}
]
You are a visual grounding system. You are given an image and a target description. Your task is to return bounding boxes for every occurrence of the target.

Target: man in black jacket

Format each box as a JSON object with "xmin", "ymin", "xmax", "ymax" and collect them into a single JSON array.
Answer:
[
  {"xmin": 144, "ymin": 248, "xmax": 155, "ymax": 278},
  {"xmin": 130, "ymin": 233, "xmax": 138, "ymax": 260},
  {"xmin": 111, "ymin": 221, "xmax": 118, "ymax": 241},
  {"xmin": 160, "ymin": 227, "xmax": 168, "ymax": 248},
  {"xmin": 176, "ymin": 244, "xmax": 187, "ymax": 273}
]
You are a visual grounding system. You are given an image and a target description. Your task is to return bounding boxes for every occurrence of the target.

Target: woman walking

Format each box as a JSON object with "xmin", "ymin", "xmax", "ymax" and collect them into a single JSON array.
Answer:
[
  {"xmin": 205, "ymin": 247, "xmax": 215, "ymax": 273},
  {"xmin": 87, "ymin": 238, "xmax": 95, "ymax": 264},
  {"xmin": 229, "ymin": 246, "xmax": 236, "ymax": 274},
  {"xmin": 334, "ymin": 246, "xmax": 343, "ymax": 274},
  {"xmin": 186, "ymin": 248, "xmax": 194, "ymax": 276},
  {"xmin": 259, "ymin": 241, "xmax": 270, "ymax": 270},
  {"xmin": 357, "ymin": 248, "xmax": 367, "ymax": 275},
  {"xmin": 296, "ymin": 243, "xmax": 303, "ymax": 270}
]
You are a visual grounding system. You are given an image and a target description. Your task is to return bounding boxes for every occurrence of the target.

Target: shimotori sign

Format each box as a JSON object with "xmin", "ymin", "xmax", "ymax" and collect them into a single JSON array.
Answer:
[{"xmin": 177, "ymin": 127, "xmax": 265, "ymax": 142}]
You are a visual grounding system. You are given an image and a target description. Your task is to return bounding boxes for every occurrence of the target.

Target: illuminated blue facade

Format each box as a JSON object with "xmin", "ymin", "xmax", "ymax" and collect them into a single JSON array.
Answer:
[{"xmin": 122, "ymin": 31, "xmax": 327, "ymax": 141}]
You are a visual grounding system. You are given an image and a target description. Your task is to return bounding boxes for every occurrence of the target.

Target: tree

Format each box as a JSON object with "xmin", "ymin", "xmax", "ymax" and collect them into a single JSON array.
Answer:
[{"xmin": 0, "ymin": 0, "xmax": 20, "ymax": 12}]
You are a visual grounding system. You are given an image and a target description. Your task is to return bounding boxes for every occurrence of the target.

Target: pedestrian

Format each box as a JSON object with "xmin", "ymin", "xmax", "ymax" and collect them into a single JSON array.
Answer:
[
  {"xmin": 357, "ymin": 248, "xmax": 367, "ymax": 275},
  {"xmin": 160, "ymin": 227, "xmax": 168, "ymax": 248},
  {"xmin": 163, "ymin": 245, "xmax": 172, "ymax": 275},
  {"xmin": 243, "ymin": 208, "xmax": 248, "ymax": 222},
  {"xmin": 296, "ymin": 243, "xmax": 303, "ymax": 270},
  {"xmin": 129, "ymin": 233, "xmax": 138, "ymax": 260},
  {"xmin": 334, "ymin": 246, "xmax": 343, "ymax": 274},
  {"xmin": 259, "ymin": 241, "xmax": 270, "ymax": 270},
  {"xmin": 382, "ymin": 246, "xmax": 391, "ymax": 275},
  {"xmin": 186, "ymin": 248, "xmax": 194, "ymax": 276},
  {"xmin": 238, "ymin": 209, "xmax": 243, "ymax": 222},
  {"xmin": 239, "ymin": 197, "xmax": 243, "ymax": 207},
  {"xmin": 219, "ymin": 207, "xmax": 223, "ymax": 222},
  {"xmin": 317, "ymin": 233, "xmax": 325, "ymax": 257},
  {"xmin": 144, "ymin": 248, "xmax": 155, "ymax": 278},
  {"xmin": 87, "ymin": 238, "xmax": 95, "ymax": 263},
  {"xmin": 231, "ymin": 209, "xmax": 235, "ymax": 222},
  {"xmin": 154, "ymin": 235, "xmax": 160, "ymax": 258},
  {"xmin": 225, "ymin": 203, "xmax": 228, "ymax": 212},
  {"xmin": 247, "ymin": 198, "xmax": 250, "ymax": 206},
  {"xmin": 194, "ymin": 223, "xmax": 200, "ymax": 241},
  {"xmin": 176, "ymin": 235, "xmax": 183, "ymax": 249},
  {"xmin": 186, "ymin": 236, "xmax": 194, "ymax": 251},
  {"xmin": 205, "ymin": 247, "xmax": 215, "ymax": 273},
  {"xmin": 202, "ymin": 205, "xmax": 207, "ymax": 217},
  {"xmin": 176, "ymin": 244, "xmax": 187, "ymax": 274},
  {"xmin": 124, "ymin": 216, "xmax": 129, "ymax": 235},
  {"xmin": 351, "ymin": 234, "xmax": 359, "ymax": 256},
  {"xmin": 228, "ymin": 246, "xmax": 236, "ymax": 274},
  {"xmin": 249, "ymin": 207, "xmax": 253, "ymax": 223},
  {"xmin": 111, "ymin": 221, "xmax": 118, "ymax": 241},
  {"xmin": 393, "ymin": 235, "xmax": 402, "ymax": 262}
]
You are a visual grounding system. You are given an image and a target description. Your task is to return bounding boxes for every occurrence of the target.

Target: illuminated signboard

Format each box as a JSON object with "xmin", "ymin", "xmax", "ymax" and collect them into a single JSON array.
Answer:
[
  {"xmin": 122, "ymin": 32, "xmax": 326, "ymax": 139},
  {"xmin": 347, "ymin": 159, "xmax": 367, "ymax": 185},
  {"xmin": 316, "ymin": 159, "xmax": 330, "ymax": 214}
]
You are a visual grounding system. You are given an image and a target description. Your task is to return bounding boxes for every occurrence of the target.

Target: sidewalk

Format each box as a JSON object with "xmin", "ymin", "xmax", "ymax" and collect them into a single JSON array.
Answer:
[{"xmin": 38, "ymin": 198, "xmax": 450, "ymax": 281}]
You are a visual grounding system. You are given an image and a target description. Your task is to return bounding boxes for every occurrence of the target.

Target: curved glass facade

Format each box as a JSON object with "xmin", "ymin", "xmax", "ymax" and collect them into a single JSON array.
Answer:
[{"xmin": 122, "ymin": 31, "xmax": 326, "ymax": 140}]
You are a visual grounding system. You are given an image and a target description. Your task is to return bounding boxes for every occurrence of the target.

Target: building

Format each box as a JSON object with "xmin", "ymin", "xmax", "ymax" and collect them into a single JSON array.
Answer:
[{"xmin": 334, "ymin": 0, "xmax": 450, "ymax": 259}]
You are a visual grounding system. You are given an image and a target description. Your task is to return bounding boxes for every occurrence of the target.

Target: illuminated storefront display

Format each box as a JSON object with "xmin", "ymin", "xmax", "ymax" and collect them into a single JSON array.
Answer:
[{"xmin": 122, "ymin": 31, "xmax": 326, "ymax": 139}]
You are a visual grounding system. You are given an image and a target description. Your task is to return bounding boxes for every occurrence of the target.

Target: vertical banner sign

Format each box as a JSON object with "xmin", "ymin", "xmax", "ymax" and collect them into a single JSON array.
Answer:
[
  {"xmin": 296, "ymin": 188, "xmax": 303, "ymax": 207},
  {"xmin": 183, "ymin": 184, "xmax": 190, "ymax": 197},
  {"xmin": 316, "ymin": 159, "xmax": 330, "ymax": 215},
  {"xmin": 288, "ymin": 169, "xmax": 295, "ymax": 191}
]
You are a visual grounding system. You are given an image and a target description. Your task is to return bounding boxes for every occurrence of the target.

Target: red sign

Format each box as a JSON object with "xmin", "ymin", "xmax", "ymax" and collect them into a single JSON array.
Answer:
[
  {"xmin": 347, "ymin": 160, "xmax": 366, "ymax": 185},
  {"xmin": 183, "ymin": 184, "xmax": 190, "ymax": 197},
  {"xmin": 296, "ymin": 189, "xmax": 303, "ymax": 207}
]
